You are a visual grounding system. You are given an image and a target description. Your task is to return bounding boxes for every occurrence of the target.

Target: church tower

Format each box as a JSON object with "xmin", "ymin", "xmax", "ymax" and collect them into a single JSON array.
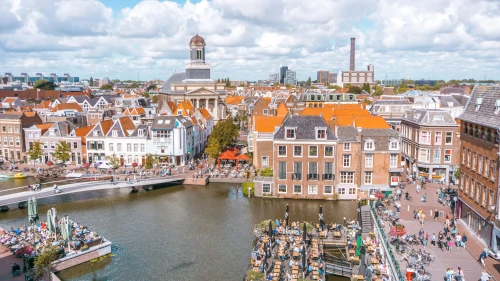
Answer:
[{"xmin": 186, "ymin": 34, "xmax": 210, "ymax": 80}]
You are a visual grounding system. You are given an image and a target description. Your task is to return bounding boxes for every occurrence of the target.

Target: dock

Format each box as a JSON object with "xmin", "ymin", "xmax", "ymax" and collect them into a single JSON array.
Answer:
[{"xmin": 0, "ymin": 176, "xmax": 184, "ymax": 210}]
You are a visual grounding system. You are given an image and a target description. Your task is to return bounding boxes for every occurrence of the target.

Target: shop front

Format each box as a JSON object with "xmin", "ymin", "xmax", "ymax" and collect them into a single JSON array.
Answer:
[
  {"xmin": 389, "ymin": 168, "xmax": 402, "ymax": 187},
  {"xmin": 458, "ymin": 200, "xmax": 493, "ymax": 248}
]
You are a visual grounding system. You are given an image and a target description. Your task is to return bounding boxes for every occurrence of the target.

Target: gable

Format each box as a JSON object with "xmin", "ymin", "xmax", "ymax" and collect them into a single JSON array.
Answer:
[
  {"xmin": 185, "ymin": 87, "xmax": 219, "ymax": 96},
  {"xmin": 106, "ymin": 121, "xmax": 126, "ymax": 137}
]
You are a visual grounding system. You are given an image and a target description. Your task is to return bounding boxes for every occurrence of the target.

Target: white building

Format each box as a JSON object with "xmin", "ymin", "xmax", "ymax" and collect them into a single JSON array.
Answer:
[{"xmin": 149, "ymin": 116, "xmax": 194, "ymax": 166}]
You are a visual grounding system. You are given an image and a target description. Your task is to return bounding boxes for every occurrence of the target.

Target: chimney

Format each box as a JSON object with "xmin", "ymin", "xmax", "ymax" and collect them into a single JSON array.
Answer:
[
  {"xmin": 350, "ymin": 38, "xmax": 355, "ymax": 71},
  {"xmin": 66, "ymin": 124, "xmax": 70, "ymax": 135}
]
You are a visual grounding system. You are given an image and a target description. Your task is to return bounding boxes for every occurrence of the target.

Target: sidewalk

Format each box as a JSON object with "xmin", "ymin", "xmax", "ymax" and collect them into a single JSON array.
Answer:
[{"xmin": 392, "ymin": 180, "xmax": 498, "ymax": 280}]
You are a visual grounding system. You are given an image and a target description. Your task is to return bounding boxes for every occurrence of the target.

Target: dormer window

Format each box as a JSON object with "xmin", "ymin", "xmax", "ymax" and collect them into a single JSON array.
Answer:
[
  {"xmin": 364, "ymin": 140, "xmax": 375, "ymax": 150},
  {"xmin": 389, "ymin": 140, "xmax": 399, "ymax": 150},
  {"xmin": 476, "ymin": 98, "xmax": 482, "ymax": 111},
  {"xmin": 316, "ymin": 128, "xmax": 327, "ymax": 140},
  {"xmin": 138, "ymin": 129, "xmax": 144, "ymax": 137},
  {"xmin": 49, "ymin": 129, "xmax": 55, "ymax": 136},
  {"xmin": 433, "ymin": 116, "xmax": 444, "ymax": 122},
  {"xmin": 177, "ymin": 110, "xmax": 183, "ymax": 115},
  {"xmin": 495, "ymin": 100, "xmax": 500, "ymax": 114},
  {"xmin": 413, "ymin": 113, "xmax": 421, "ymax": 120},
  {"xmin": 285, "ymin": 128, "xmax": 296, "ymax": 139},
  {"xmin": 112, "ymin": 130, "xmax": 118, "ymax": 137},
  {"xmin": 93, "ymin": 130, "xmax": 99, "ymax": 136},
  {"xmin": 263, "ymin": 109, "xmax": 268, "ymax": 115}
]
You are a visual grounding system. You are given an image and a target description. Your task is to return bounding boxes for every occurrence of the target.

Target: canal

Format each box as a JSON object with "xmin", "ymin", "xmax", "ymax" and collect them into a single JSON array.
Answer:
[{"xmin": 0, "ymin": 179, "xmax": 357, "ymax": 281}]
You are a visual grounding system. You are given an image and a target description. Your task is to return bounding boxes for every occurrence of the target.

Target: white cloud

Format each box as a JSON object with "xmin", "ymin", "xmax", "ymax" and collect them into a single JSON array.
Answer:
[{"xmin": 1, "ymin": 0, "xmax": 500, "ymax": 81}]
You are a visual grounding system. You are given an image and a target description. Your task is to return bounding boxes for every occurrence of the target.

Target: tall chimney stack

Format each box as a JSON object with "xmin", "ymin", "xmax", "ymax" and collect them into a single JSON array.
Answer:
[{"xmin": 350, "ymin": 38, "xmax": 355, "ymax": 71}]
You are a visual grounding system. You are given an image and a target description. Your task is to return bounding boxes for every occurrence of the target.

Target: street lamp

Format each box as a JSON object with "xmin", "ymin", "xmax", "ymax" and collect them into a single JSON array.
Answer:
[
  {"xmin": 453, "ymin": 196, "xmax": 458, "ymax": 216},
  {"xmin": 248, "ymin": 187, "xmax": 252, "ymax": 198}
]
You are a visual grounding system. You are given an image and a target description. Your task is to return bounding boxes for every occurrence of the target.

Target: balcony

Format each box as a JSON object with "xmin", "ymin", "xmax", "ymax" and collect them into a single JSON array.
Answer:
[
  {"xmin": 292, "ymin": 173, "xmax": 302, "ymax": 180},
  {"xmin": 323, "ymin": 174, "xmax": 334, "ymax": 181},
  {"xmin": 307, "ymin": 173, "xmax": 319, "ymax": 180}
]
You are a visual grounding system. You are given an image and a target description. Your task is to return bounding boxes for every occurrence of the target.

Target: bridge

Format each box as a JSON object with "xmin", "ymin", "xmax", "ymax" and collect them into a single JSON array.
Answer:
[
  {"xmin": 0, "ymin": 176, "xmax": 184, "ymax": 211},
  {"xmin": 323, "ymin": 254, "xmax": 352, "ymax": 277}
]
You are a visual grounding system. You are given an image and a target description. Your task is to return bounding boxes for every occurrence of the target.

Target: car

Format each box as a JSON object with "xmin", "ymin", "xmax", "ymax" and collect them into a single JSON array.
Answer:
[{"xmin": 96, "ymin": 161, "xmax": 113, "ymax": 169}]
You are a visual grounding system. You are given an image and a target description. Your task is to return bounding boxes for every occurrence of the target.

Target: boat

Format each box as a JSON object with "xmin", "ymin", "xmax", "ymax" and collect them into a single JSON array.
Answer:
[{"xmin": 0, "ymin": 173, "xmax": 27, "ymax": 179}]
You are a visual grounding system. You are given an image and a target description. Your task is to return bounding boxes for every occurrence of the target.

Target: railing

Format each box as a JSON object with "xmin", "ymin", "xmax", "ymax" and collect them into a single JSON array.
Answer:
[
  {"xmin": 322, "ymin": 174, "xmax": 334, "ymax": 180},
  {"xmin": 254, "ymin": 176, "xmax": 273, "ymax": 182},
  {"xmin": 369, "ymin": 201, "xmax": 405, "ymax": 281},
  {"xmin": 323, "ymin": 254, "xmax": 352, "ymax": 277},
  {"xmin": 292, "ymin": 173, "xmax": 302, "ymax": 180},
  {"xmin": 307, "ymin": 173, "xmax": 319, "ymax": 180}
]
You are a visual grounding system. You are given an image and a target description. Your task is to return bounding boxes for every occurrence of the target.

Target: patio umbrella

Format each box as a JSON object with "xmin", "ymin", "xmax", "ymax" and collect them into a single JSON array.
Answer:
[
  {"xmin": 285, "ymin": 204, "xmax": 289, "ymax": 227},
  {"xmin": 51, "ymin": 208, "xmax": 58, "ymax": 233},
  {"xmin": 46, "ymin": 209, "xmax": 54, "ymax": 234},
  {"xmin": 302, "ymin": 222, "xmax": 307, "ymax": 241},
  {"xmin": 301, "ymin": 247, "xmax": 307, "ymax": 274},
  {"xmin": 356, "ymin": 235, "xmax": 362, "ymax": 256},
  {"xmin": 32, "ymin": 197, "xmax": 39, "ymax": 223},
  {"xmin": 268, "ymin": 220, "xmax": 273, "ymax": 238},
  {"xmin": 319, "ymin": 205, "xmax": 323, "ymax": 222}
]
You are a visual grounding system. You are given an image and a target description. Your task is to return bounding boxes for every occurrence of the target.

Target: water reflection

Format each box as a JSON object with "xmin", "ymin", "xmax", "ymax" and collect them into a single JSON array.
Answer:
[{"xmin": 0, "ymin": 182, "xmax": 357, "ymax": 281}]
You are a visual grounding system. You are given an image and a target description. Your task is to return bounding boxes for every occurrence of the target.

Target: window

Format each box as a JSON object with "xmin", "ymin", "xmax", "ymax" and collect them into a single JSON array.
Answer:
[
  {"xmin": 309, "ymin": 146, "xmax": 318, "ymax": 157},
  {"xmin": 340, "ymin": 172, "xmax": 354, "ymax": 184},
  {"xmin": 285, "ymin": 128, "xmax": 295, "ymax": 139},
  {"xmin": 293, "ymin": 162, "xmax": 302, "ymax": 180},
  {"xmin": 365, "ymin": 155, "xmax": 373, "ymax": 168},
  {"xmin": 293, "ymin": 146, "xmax": 302, "ymax": 157},
  {"xmin": 278, "ymin": 162, "xmax": 287, "ymax": 180},
  {"xmin": 73, "ymin": 142, "xmax": 78, "ymax": 149},
  {"xmin": 390, "ymin": 140, "xmax": 399, "ymax": 150},
  {"xmin": 338, "ymin": 187, "xmax": 346, "ymax": 194},
  {"xmin": 50, "ymin": 141, "xmax": 55, "ymax": 149},
  {"xmin": 262, "ymin": 184, "xmax": 271, "ymax": 194},
  {"xmin": 476, "ymin": 183, "xmax": 482, "ymax": 202},
  {"xmin": 140, "ymin": 144, "xmax": 145, "ymax": 152},
  {"xmin": 434, "ymin": 132, "xmax": 442, "ymax": 145},
  {"xmin": 433, "ymin": 150, "xmax": 440, "ymax": 163},
  {"xmin": 43, "ymin": 141, "xmax": 48, "ymax": 149},
  {"xmin": 364, "ymin": 172, "xmax": 373, "ymax": 184},
  {"xmin": 324, "ymin": 185, "xmax": 333, "ymax": 194},
  {"xmin": 316, "ymin": 128, "xmax": 326, "ymax": 140},
  {"xmin": 482, "ymin": 186, "xmax": 488, "ymax": 206},
  {"xmin": 196, "ymin": 49, "xmax": 202, "ymax": 60},
  {"xmin": 460, "ymin": 174, "xmax": 465, "ymax": 190},
  {"xmin": 134, "ymin": 144, "xmax": 138, "ymax": 152},
  {"xmin": 348, "ymin": 187, "xmax": 356, "ymax": 195},
  {"xmin": 473, "ymin": 153, "xmax": 477, "ymax": 170},
  {"xmin": 344, "ymin": 143, "xmax": 351, "ymax": 151},
  {"xmin": 263, "ymin": 109, "xmax": 268, "ymax": 115},
  {"xmin": 293, "ymin": 185, "xmax": 302, "ymax": 194},
  {"xmin": 117, "ymin": 143, "xmax": 122, "ymax": 152},
  {"xmin": 492, "ymin": 162, "xmax": 497, "ymax": 181},
  {"xmin": 390, "ymin": 154, "xmax": 398, "ymax": 168},
  {"xmin": 308, "ymin": 162, "xmax": 318, "ymax": 180},
  {"xmin": 485, "ymin": 158, "xmax": 490, "ymax": 177},
  {"xmin": 343, "ymin": 154, "xmax": 351, "ymax": 167},
  {"xmin": 109, "ymin": 143, "xmax": 114, "ymax": 151},
  {"xmin": 28, "ymin": 132, "xmax": 32, "ymax": 139},
  {"xmin": 308, "ymin": 185, "xmax": 318, "ymax": 195},
  {"xmin": 93, "ymin": 130, "xmax": 99, "ymax": 136},
  {"xmin": 490, "ymin": 190, "xmax": 495, "ymax": 208},
  {"xmin": 262, "ymin": 156, "xmax": 269, "ymax": 167},
  {"xmin": 14, "ymin": 137, "xmax": 19, "ymax": 146},
  {"xmin": 364, "ymin": 140, "xmax": 375, "ymax": 150},
  {"xmin": 467, "ymin": 150, "xmax": 471, "ymax": 167},
  {"xmin": 420, "ymin": 131, "xmax": 430, "ymax": 144},
  {"xmin": 8, "ymin": 126, "xmax": 12, "ymax": 133},
  {"xmin": 445, "ymin": 132, "xmax": 453, "ymax": 145},
  {"xmin": 278, "ymin": 145, "xmax": 287, "ymax": 157},
  {"xmin": 462, "ymin": 148, "xmax": 466, "ymax": 164},
  {"xmin": 34, "ymin": 133, "xmax": 39, "ymax": 139},
  {"xmin": 324, "ymin": 146, "xmax": 334, "ymax": 157},
  {"xmin": 1, "ymin": 126, "xmax": 5, "ymax": 132},
  {"xmin": 479, "ymin": 155, "xmax": 484, "ymax": 173},
  {"xmin": 465, "ymin": 177, "xmax": 469, "ymax": 194},
  {"xmin": 419, "ymin": 149, "xmax": 430, "ymax": 162},
  {"xmin": 14, "ymin": 127, "xmax": 18, "ymax": 133},
  {"xmin": 112, "ymin": 130, "xmax": 118, "ymax": 137},
  {"xmin": 324, "ymin": 162, "xmax": 333, "ymax": 180}
]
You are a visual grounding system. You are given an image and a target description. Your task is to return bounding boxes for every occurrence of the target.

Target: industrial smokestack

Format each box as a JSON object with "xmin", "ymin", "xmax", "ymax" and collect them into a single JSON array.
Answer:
[{"xmin": 350, "ymin": 38, "xmax": 355, "ymax": 71}]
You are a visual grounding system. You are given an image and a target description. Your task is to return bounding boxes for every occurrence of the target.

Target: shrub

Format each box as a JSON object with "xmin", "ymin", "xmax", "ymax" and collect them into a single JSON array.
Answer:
[
  {"xmin": 242, "ymin": 182, "xmax": 255, "ymax": 197},
  {"xmin": 259, "ymin": 167, "xmax": 273, "ymax": 177},
  {"xmin": 332, "ymin": 192, "xmax": 339, "ymax": 201},
  {"xmin": 246, "ymin": 270, "xmax": 265, "ymax": 281}
]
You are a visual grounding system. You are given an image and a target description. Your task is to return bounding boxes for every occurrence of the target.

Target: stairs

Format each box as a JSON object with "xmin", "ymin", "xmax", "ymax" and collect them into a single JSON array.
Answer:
[{"xmin": 360, "ymin": 205, "xmax": 373, "ymax": 234}]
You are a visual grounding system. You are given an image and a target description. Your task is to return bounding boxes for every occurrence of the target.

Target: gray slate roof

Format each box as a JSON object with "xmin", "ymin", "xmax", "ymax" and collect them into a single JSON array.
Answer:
[
  {"xmin": 403, "ymin": 109, "xmax": 457, "ymax": 126},
  {"xmin": 336, "ymin": 126, "xmax": 358, "ymax": 142},
  {"xmin": 361, "ymin": 128, "xmax": 399, "ymax": 151},
  {"xmin": 162, "ymin": 72, "xmax": 187, "ymax": 92},
  {"xmin": 441, "ymin": 87, "xmax": 466, "ymax": 95},
  {"xmin": 459, "ymin": 85, "xmax": 500, "ymax": 128},
  {"xmin": 437, "ymin": 95, "xmax": 461, "ymax": 107},
  {"xmin": 43, "ymin": 121, "xmax": 76, "ymax": 137},
  {"xmin": 151, "ymin": 116, "xmax": 193, "ymax": 130},
  {"xmin": 0, "ymin": 114, "xmax": 22, "ymax": 120},
  {"xmin": 129, "ymin": 124, "xmax": 150, "ymax": 137},
  {"xmin": 274, "ymin": 115, "xmax": 337, "ymax": 140}
]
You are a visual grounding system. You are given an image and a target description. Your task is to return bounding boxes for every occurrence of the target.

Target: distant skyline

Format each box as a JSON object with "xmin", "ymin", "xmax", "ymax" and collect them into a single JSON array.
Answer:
[{"xmin": 1, "ymin": 0, "xmax": 500, "ymax": 82}]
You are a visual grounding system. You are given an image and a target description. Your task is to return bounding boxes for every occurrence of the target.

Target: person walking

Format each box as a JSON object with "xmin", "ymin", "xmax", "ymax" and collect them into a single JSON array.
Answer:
[
  {"xmin": 455, "ymin": 233, "xmax": 462, "ymax": 248},
  {"xmin": 431, "ymin": 233, "xmax": 436, "ymax": 247},
  {"xmin": 480, "ymin": 250, "xmax": 488, "ymax": 267},
  {"xmin": 445, "ymin": 214, "xmax": 450, "ymax": 227},
  {"xmin": 447, "ymin": 235, "xmax": 453, "ymax": 252},
  {"xmin": 420, "ymin": 213, "xmax": 426, "ymax": 226},
  {"xmin": 461, "ymin": 234, "xmax": 467, "ymax": 248},
  {"xmin": 480, "ymin": 270, "xmax": 491, "ymax": 281},
  {"xmin": 455, "ymin": 267, "xmax": 464, "ymax": 281},
  {"xmin": 434, "ymin": 209, "xmax": 439, "ymax": 220},
  {"xmin": 422, "ymin": 193, "xmax": 427, "ymax": 203}
]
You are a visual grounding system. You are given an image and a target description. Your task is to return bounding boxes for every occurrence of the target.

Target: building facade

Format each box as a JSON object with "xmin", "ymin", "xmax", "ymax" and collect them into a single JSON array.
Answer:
[{"xmin": 0, "ymin": 113, "xmax": 42, "ymax": 162}]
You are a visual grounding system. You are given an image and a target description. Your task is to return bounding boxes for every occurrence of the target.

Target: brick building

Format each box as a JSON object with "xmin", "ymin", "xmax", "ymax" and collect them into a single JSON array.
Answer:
[
  {"xmin": 401, "ymin": 109, "xmax": 460, "ymax": 183},
  {"xmin": 458, "ymin": 85, "xmax": 500, "ymax": 251},
  {"xmin": 0, "ymin": 112, "xmax": 42, "ymax": 162}
]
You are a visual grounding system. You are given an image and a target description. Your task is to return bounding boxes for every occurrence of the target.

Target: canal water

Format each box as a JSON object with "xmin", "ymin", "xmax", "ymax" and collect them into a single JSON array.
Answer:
[{"xmin": 0, "ymin": 179, "xmax": 356, "ymax": 281}]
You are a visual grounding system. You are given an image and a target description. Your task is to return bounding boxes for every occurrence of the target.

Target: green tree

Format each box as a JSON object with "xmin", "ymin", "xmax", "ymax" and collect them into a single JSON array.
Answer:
[
  {"xmin": 362, "ymin": 82, "xmax": 371, "ymax": 93},
  {"xmin": 245, "ymin": 270, "xmax": 265, "ymax": 281},
  {"xmin": 236, "ymin": 111, "xmax": 248, "ymax": 129},
  {"xmin": 52, "ymin": 141, "xmax": 71, "ymax": 165},
  {"xmin": 152, "ymin": 95, "xmax": 159, "ymax": 103},
  {"xmin": 89, "ymin": 77, "xmax": 94, "ymax": 87},
  {"xmin": 34, "ymin": 246, "xmax": 58, "ymax": 279},
  {"xmin": 259, "ymin": 167, "xmax": 273, "ymax": 177},
  {"xmin": 347, "ymin": 85, "xmax": 362, "ymax": 94},
  {"xmin": 242, "ymin": 182, "xmax": 255, "ymax": 197},
  {"xmin": 27, "ymin": 140, "xmax": 44, "ymax": 168},
  {"xmin": 145, "ymin": 153, "xmax": 159, "ymax": 169},
  {"xmin": 306, "ymin": 77, "xmax": 312, "ymax": 87},
  {"xmin": 328, "ymin": 85, "xmax": 341, "ymax": 90},
  {"xmin": 105, "ymin": 153, "xmax": 121, "ymax": 170},
  {"xmin": 128, "ymin": 82, "xmax": 139, "ymax": 88},
  {"xmin": 33, "ymin": 79, "xmax": 56, "ymax": 90},
  {"xmin": 100, "ymin": 84, "xmax": 113, "ymax": 90},
  {"xmin": 146, "ymin": 84, "xmax": 157, "ymax": 91},
  {"xmin": 272, "ymin": 82, "xmax": 279, "ymax": 86},
  {"xmin": 225, "ymin": 78, "xmax": 230, "ymax": 87},
  {"xmin": 373, "ymin": 87, "xmax": 384, "ymax": 96},
  {"xmin": 205, "ymin": 117, "xmax": 239, "ymax": 159}
]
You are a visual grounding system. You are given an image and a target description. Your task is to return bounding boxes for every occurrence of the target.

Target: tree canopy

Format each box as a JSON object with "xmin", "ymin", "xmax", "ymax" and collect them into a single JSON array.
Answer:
[
  {"xmin": 128, "ymin": 82, "xmax": 139, "ymax": 88},
  {"xmin": 105, "ymin": 153, "xmax": 121, "ymax": 169},
  {"xmin": 89, "ymin": 77, "xmax": 94, "ymax": 87},
  {"xmin": 145, "ymin": 153, "xmax": 159, "ymax": 169},
  {"xmin": 100, "ymin": 84, "xmax": 113, "ymax": 90},
  {"xmin": 306, "ymin": 77, "xmax": 312, "ymax": 87},
  {"xmin": 52, "ymin": 141, "xmax": 71, "ymax": 164},
  {"xmin": 347, "ymin": 85, "xmax": 362, "ymax": 94},
  {"xmin": 33, "ymin": 79, "xmax": 56, "ymax": 90},
  {"xmin": 362, "ymin": 82, "xmax": 371, "ymax": 93},
  {"xmin": 27, "ymin": 140, "xmax": 44, "ymax": 167},
  {"xmin": 205, "ymin": 117, "xmax": 239, "ymax": 159}
]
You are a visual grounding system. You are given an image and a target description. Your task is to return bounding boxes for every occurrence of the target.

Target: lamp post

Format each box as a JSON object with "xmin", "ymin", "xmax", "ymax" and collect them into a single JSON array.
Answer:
[
  {"xmin": 453, "ymin": 196, "xmax": 458, "ymax": 216},
  {"xmin": 248, "ymin": 187, "xmax": 252, "ymax": 198}
]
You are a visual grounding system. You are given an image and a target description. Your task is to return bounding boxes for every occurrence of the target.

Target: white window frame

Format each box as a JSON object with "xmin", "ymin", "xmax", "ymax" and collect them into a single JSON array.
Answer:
[
  {"xmin": 309, "ymin": 145, "xmax": 318, "ymax": 157},
  {"xmin": 444, "ymin": 149, "xmax": 452, "ymax": 163},
  {"xmin": 263, "ymin": 109, "xmax": 268, "ymax": 115},
  {"xmin": 348, "ymin": 187, "xmax": 356, "ymax": 195},
  {"xmin": 324, "ymin": 185, "xmax": 333, "ymax": 194},
  {"xmin": 324, "ymin": 146, "xmax": 334, "ymax": 157},
  {"xmin": 262, "ymin": 156, "xmax": 269, "ymax": 167},
  {"xmin": 434, "ymin": 132, "xmax": 442, "ymax": 145},
  {"xmin": 343, "ymin": 154, "xmax": 351, "ymax": 168},
  {"xmin": 445, "ymin": 131, "xmax": 453, "ymax": 145},
  {"xmin": 364, "ymin": 172, "xmax": 373, "ymax": 184},
  {"xmin": 365, "ymin": 154, "xmax": 373, "ymax": 168},
  {"xmin": 389, "ymin": 140, "xmax": 399, "ymax": 150},
  {"xmin": 293, "ymin": 145, "xmax": 302, "ymax": 157},
  {"xmin": 419, "ymin": 148, "xmax": 430, "ymax": 162},
  {"xmin": 278, "ymin": 145, "xmax": 287, "ymax": 157},
  {"xmin": 285, "ymin": 128, "xmax": 296, "ymax": 140},
  {"xmin": 364, "ymin": 140, "xmax": 375, "ymax": 151},
  {"xmin": 340, "ymin": 172, "xmax": 354, "ymax": 184},
  {"xmin": 337, "ymin": 187, "xmax": 346, "ymax": 195},
  {"xmin": 278, "ymin": 184, "xmax": 287, "ymax": 194},
  {"xmin": 316, "ymin": 128, "xmax": 327, "ymax": 140},
  {"xmin": 420, "ymin": 131, "xmax": 430, "ymax": 144},
  {"xmin": 344, "ymin": 143, "xmax": 351, "ymax": 151},
  {"xmin": 262, "ymin": 183, "xmax": 271, "ymax": 194},
  {"xmin": 293, "ymin": 184, "xmax": 302, "ymax": 194},
  {"xmin": 308, "ymin": 185, "xmax": 318, "ymax": 195},
  {"xmin": 390, "ymin": 154, "xmax": 398, "ymax": 168},
  {"xmin": 433, "ymin": 149, "xmax": 440, "ymax": 163}
]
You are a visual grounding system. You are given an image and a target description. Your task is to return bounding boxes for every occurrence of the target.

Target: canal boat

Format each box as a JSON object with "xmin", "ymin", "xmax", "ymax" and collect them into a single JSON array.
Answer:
[{"xmin": 0, "ymin": 173, "xmax": 27, "ymax": 179}]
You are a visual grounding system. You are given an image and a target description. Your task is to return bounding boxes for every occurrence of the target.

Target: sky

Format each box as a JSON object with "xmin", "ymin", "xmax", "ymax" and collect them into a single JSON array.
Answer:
[{"xmin": 1, "ymin": 0, "xmax": 500, "ymax": 82}]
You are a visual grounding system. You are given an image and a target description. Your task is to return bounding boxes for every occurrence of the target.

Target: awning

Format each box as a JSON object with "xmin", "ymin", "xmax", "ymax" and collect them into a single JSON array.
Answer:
[
  {"xmin": 389, "ymin": 169, "xmax": 402, "ymax": 174},
  {"xmin": 360, "ymin": 184, "xmax": 392, "ymax": 191}
]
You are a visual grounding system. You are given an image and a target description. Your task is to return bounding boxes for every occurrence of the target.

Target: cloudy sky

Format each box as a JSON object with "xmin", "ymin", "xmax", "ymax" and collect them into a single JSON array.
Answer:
[{"xmin": 1, "ymin": 0, "xmax": 500, "ymax": 82}]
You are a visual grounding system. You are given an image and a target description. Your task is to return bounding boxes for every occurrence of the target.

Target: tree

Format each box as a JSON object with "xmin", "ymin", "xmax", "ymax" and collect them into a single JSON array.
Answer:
[
  {"xmin": 89, "ymin": 77, "xmax": 94, "ymax": 87},
  {"xmin": 100, "ymin": 84, "xmax": 113, "ymax": 90},
  {"xmin": 33, "ymin": 79, "xmax": 56, "ymax": 90},
  {"xmin": 272, "ymin": 82, "xmax": 279, "ymax": 86},
  {"xmin": 146, "ymin": 84, "xmax": 157, "ymax": 91},
  {"xmin": 373, "ymin": 87, "xmax": 384, "ymax": 96},
  {"xmin": 347, "ymin": 85, "xmax": 362, "ymax": 94},
  {"xmin": 27, "ymin": 141, "xmax": 44, "ymax": 168},
  {"xmin": 105, "ymin": 153, "xmax": 121, "ymax": 170},
  {"xmin": 205, "ymin": 117, "xmax": 239, "ymax": 159},
  {"xmin": 34, "ymin": 246, "xmax": 59, "ymax": 279},
  {"xmin": 225, "ymin": 78, "xmax": 230, "ymax": 87},
  {"xmin": 152, "ymin": 95, "xmax": 159, "ymax": 103},
  {"xmin": 327, "ymin": 85, "xmax": 341, "ymax": 90},
  {"xmin": 128, "ymin": 82, "xmax": 139, "ymax": 88},
  {"xmin": 242, "ymin": 182, "xmax": 254, "ymax": 197},
  {"xmin": 306, "ymin": 77, "xmax": 312, "ymax": 87},
  {"xmin": 145, "ymin": 153, "xmax": 159, "ymax": 169},
  {"xmin": 362, "ymin": 82, "xmax": 371, "ymax": 93},
  {"xmin": 52, "ymin": 141, "xmax": 71, "ymax": 165},
  {"xmin": 236, "ymin": 111, "xmax": 248, "ymax": 129}
]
